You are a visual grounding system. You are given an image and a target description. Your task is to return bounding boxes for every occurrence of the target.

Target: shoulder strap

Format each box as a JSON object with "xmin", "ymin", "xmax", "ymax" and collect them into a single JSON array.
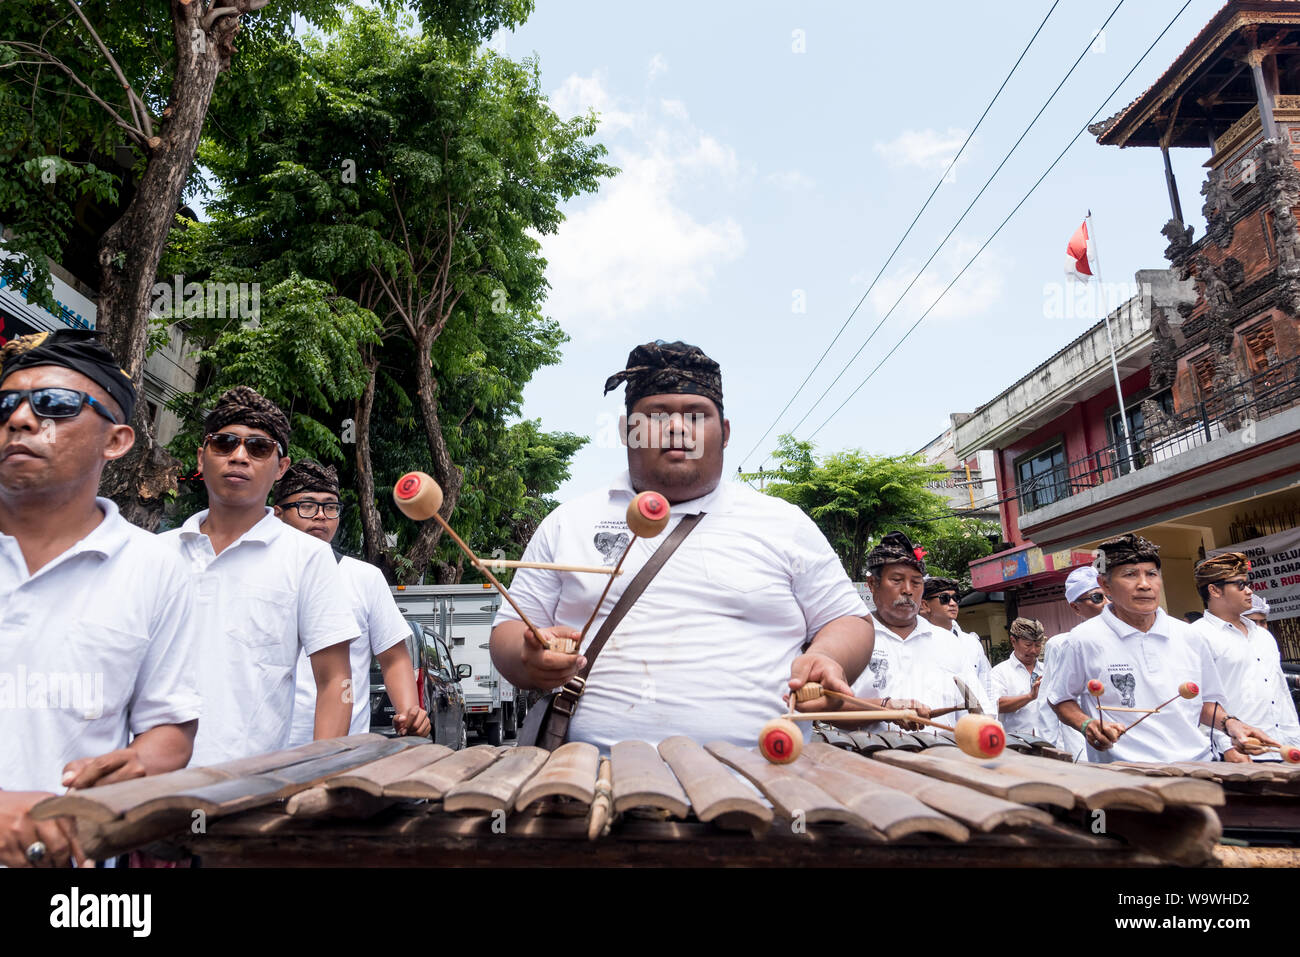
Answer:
[{"xmin": 577, "ymin": 511, "xmax": 705, "ymax": 681}]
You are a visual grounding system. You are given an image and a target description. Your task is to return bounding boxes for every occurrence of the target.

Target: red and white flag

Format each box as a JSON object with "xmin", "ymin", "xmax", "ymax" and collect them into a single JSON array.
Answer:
[{"xmin": 1065, "ymin": 217, "xmax": 1095, "ymax": 281}]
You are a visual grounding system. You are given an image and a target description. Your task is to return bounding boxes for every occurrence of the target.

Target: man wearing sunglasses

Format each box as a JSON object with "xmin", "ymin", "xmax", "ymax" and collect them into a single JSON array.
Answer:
[
  {"xmin": 990, "ymin": 617, "xmax": 1056, "ymax": 741},
  {"xmin": 919, "ymin": 576, "xmax": 994, "ymax": 707},
  {"xmin": 1191, "ymin": 553, "xmax": 1300, "ymax": 762},
  {"xmin": 272, "ymin": 460, "xmax": 429, "ymax": 745},
  {"xmin": 157, "ymin": 387, "xmax": 356, "ymax": 766},
  {"xmin": 0, "ymin": 330, "xmax": 200, "ymax": 868}
]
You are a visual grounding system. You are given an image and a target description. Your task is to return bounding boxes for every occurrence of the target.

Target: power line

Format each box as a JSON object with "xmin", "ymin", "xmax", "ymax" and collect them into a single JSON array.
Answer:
[
  {"xmin": 806, "ymin": 0, "xmax": 1196, "ymax": 442},
  {"xmin": 767, "ymin": 0, "xmax": 1131, "ymax": 464},
  {"xmin": 738, "ymin": 0, "xmax": 1065, "ymax": 470}
]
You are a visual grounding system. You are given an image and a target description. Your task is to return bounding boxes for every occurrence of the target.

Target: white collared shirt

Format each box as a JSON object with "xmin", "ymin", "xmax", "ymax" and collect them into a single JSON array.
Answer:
[
  {"xmin": 851, "ymin": 613, "xmax": 991, "ymax": 727},
  {"xmin": 989, "ymin": 654, "xmax": 1054, "ymax": 740},
  {"xmin": 0, "ymin": 499, "xmax": 200, "ymax": 793},
  {"xmin": 1044, "ymin": 606, "xmax": 1226, "ymax": 763},
  {"xmin": 494, "ymin": 472, "xmax": 869, "ymax": 752},
  {"xmin": 951, "ymin": 622, "xmax": 994, "ymax": 701},
  {"xmin": 158, "ymin": 509, "xmax": 356, "ymax": 765},
  {"xmin": 1192, "ymin": 611, "xmax": 1300, "ymax": 754},
  {"xmin": 1043, "ymin": 630, "xmax": 1084, "ymax": 757},
  {"xmin": 289, "ymin": 556, "xmax": 409, "ymax": 744}
]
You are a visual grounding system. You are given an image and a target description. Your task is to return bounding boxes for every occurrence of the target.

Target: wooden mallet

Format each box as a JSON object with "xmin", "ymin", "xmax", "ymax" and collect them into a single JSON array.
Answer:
[
  {"xmin": 392, "ymin": 471, "xmax": 550, "ymax": 648},
  {"xmin": 1116, "ymin": 681, "xmax": 1200, "ymax": 738},
  {"xmin": 1242, "ymin": 738, "xmax": 1300, "ymax": 764},
  {"xmin": 560, "ymin": 491, "xmax": 672, "ymax": 654},
  {"xmin": 762, "ymin": 683, "xmax": 1006, "ymax": 763}
]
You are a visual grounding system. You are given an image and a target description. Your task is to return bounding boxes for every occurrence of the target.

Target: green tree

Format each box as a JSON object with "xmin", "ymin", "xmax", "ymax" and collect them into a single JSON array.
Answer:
[
  {"xmin": 746, "ymin": 435, "xmax": 994, "ymax": 583},
  {"xmin": 0, "ymin": 0, "xmax": 533, "ymax": 526},
  {"xmin": 183, "ymin": 8, "xmax": 611, "ymax": 581}
]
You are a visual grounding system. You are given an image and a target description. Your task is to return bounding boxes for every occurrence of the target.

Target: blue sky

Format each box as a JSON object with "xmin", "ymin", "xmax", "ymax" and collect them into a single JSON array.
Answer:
[{"xmin": 489, "ymin": 0, "xmax": 1228, "ymax": 499}]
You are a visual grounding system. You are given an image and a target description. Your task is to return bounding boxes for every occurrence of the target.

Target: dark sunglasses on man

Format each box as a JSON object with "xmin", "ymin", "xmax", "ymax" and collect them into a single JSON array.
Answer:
[
  {"xmin": 282, "ymin": 501, "xmax": 343, "ymax": 519},
  {"xmin": 0, "ymin": 387, "xmax": 120, "ymax": 425},
  {"xmin": 1079, "ymin": 592, "xmax": 1107, "ymax": 605},
  {"xmin": 933, "ymin": 592, "xmax": 959, "ymax": 605},
  {"xmin": 203, "ymin": 431, "xmax": 283, "ymax": 460}
]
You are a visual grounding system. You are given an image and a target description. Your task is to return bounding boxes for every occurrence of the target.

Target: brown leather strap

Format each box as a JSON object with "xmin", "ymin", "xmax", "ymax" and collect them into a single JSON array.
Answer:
[{"xmin": 550, "ymin": 511, "xmax": 705, "ymax": 718}]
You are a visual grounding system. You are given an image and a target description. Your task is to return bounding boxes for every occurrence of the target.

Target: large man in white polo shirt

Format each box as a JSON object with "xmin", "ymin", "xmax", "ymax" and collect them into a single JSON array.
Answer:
[
  {"xmin": 271, "ymin": 460, "xmax": 429, "ymax": 744},
  {"xmin": 158, "ymin": 387, "xmax": 355, "ymax": 766},
  {"xmin": 850, "ymin": 532, "xmax": 991, "ymax": 728},
  {"xmin": 989, "ymin": 617, "xmax": 1056, "ymax": 742},
  {"xmin": 489, "ymin": 341, "xmax": 873, "ymax": 751},
  {"xmin": 1190, "ymin": 553, "xmax": 1300, "ymax": 762},
  {"xmin": 0, "ymin": 331, "xmax": 200, "ymax": 868},
  {"xmin": 1045, "ymin": 533, "xmax": 1276, "ymax": 763}
]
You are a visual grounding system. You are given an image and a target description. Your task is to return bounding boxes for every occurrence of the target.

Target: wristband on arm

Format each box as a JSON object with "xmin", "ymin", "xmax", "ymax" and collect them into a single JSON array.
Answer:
[{"xmin": 1080, "ymin": 718, "xmax": 1093, "ymax": 738}]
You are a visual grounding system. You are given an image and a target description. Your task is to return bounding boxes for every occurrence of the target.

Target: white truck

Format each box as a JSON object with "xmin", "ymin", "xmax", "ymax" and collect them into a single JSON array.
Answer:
[{"xmin": 389, "ymin": 583, "xmax": 523, "ymax": 746}]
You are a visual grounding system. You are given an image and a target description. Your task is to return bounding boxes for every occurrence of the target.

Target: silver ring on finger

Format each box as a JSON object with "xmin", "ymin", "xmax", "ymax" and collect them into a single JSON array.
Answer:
[{"xmin": 25, "ymin": 840, "xmax": 47, "ymax": 864}]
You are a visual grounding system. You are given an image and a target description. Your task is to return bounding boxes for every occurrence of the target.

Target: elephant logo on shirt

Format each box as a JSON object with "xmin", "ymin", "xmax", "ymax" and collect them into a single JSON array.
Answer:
[
  {"xmin": 867, "ymin": 657, "xmax": 889, "ymax": 690},
  {"xmin": 1110, "ymin": 672, "xmax": 1136, "ymax": 708},
  {"xmin": 593, "ymin": 531, "xmax": 630, "ymax": 564}
]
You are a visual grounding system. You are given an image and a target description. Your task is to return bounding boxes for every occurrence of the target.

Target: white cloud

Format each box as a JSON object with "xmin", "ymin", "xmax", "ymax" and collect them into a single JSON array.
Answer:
[
  {"xmin": 765, "ymin": 169, "xmax": 815, "ymax": 191},
  {"xmin": 543, "ymin": 73, "xmax": 746, "ymax": 332},
  {"xmin": 852, "ymin": 237, "xmax": 1006, "ymax": 323},
  {"xmin": 874, "ymin": 127, "xmax": 970, "ymax": 173},
  {"xmin": 648, "ymin": 53, "xmax": 668, "ymax": 82}
]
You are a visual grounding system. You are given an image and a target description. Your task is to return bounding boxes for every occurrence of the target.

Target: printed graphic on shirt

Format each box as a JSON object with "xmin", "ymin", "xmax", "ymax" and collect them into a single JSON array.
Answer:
[
  {"xmin": 867, "ymin": 656, "xmax": 889, "ymax": 689},
  {"xmin": 593, "ymin": 528, "xmax": 630, "ymax": 564},
  {"xmin": 1108, "ymin": 667, "xmax": 1136, "ymax": 707}
]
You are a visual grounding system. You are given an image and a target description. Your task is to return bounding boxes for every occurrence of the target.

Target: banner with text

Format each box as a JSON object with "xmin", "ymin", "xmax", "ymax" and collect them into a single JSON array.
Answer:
[{"xmin": 1211, "ymin": 526, "xmax": 1300, "ymax": 621}]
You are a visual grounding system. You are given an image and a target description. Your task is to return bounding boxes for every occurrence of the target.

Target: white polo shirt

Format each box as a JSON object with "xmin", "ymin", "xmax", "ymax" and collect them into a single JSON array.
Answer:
[
  {"xmin": 952, "ymin": 622, "xmax": 994, "ymax": 699},
  {"xmin": 158, "ymin": 509, "xmax": 357, "ymax": 766},
  {"xmin": 989, "ymin": 654, "xmax": 1055, "ymax": 740},
  {"xmin": 494, "ymin": 472, "xmax": 869, "ymax": 752},
  {"xmin": 0, "ymin": 499, "xmax": 201, "ymax": 793},
  {"xmin": 851, "ymin": 612, "xmax": 992, "ymax": 728},
  {"xmin": 289, "ymin": 555, "xmax": 409, "ymax": 744},
  {"xmin": 1192, "ymin": 612, "xmax": 1300, "ymax": 756},
  {"xmin": 1044, "ymin": 606, "xmax": 1227, "ymax": 763},
  {"xmin": 1043, "ymin": 630, "xmax": 1085, "ymax": 758}
]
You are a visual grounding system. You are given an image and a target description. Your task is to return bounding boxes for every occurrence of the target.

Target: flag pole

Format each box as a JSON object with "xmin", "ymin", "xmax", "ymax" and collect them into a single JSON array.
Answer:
[{"xmin": 1086, "ymin": 211, "xmax": 1136, "ymax": 468}]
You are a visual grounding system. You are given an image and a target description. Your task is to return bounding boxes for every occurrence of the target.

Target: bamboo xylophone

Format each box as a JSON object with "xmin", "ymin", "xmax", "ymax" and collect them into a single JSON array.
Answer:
[{"xmin": 27, "ymin": 728, "xmax": 1296, "ymax": 867}]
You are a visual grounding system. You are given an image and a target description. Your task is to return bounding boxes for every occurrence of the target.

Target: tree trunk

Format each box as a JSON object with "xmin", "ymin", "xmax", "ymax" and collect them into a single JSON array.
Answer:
[
  {"xmin": 96, "ymin": 3, "xmax": 241, "ymax": 529},
  {"xmin": 354, "ymin": 359, "xmax": 393, "ymax": 577}
]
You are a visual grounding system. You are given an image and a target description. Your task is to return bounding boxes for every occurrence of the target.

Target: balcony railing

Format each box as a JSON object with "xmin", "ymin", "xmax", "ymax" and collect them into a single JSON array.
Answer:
[{"xmin": 1014, "ymin": 356, "xmax": 1300, "ymax": 516}]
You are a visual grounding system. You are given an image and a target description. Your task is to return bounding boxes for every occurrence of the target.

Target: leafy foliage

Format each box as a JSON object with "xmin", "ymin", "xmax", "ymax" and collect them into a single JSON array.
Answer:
[{"xmin": 745, "ymin": 435, "xmax": 996, "ymax": 583}]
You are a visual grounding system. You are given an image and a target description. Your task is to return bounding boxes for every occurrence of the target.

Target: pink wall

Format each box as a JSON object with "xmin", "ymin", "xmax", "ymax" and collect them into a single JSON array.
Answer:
[{"xmin": 996, "ymin": 368, "xmax": 1151, "ymax": 545}]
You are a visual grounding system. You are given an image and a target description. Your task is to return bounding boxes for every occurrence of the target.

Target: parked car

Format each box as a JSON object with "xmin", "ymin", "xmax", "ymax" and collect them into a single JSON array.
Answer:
[{"xmin": 369, "ymin": 618, "xmax": 470, "ymax": 749}]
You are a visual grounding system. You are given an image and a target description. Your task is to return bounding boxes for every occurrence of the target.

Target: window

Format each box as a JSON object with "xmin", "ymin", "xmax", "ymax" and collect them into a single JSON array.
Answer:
[
  {"xmin": 1016, "ymin": 443, "xmax": 1067, "ymax": 512},
  {"xmin": 1244, "ymin": 321, "xmax": 1277, "ymax": 373},
  {"xmin": 1109, "ymin": 390, "xmax": 1174, "ymax": 473}
]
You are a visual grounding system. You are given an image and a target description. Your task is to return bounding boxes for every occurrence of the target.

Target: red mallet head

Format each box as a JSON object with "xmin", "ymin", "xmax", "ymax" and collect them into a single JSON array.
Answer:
[
  {"xmin": 954, "ymin": 714, "xmax": 1006, "ymax": 759},
  {"xmin": 626, "ymin": 490, "xmax": 671, "ymax": 538},
  {"xmin": 1178, "ymin": 681, "xmax": 1199, "ymax": 699},
  {"xmin": 758, "ymin": 717, "xmax": 802, "ymax": 764},
  {"xmin": 393, "ymin": 471, "xmax": 444, "ymax": 521},
  {"xmin": 1283, "ymin": 746, "xmax": 1300, "ymax": 765},
  {"xmin": 1086, "ymin": 679, "xmax": 1105, "ymax": 698}
]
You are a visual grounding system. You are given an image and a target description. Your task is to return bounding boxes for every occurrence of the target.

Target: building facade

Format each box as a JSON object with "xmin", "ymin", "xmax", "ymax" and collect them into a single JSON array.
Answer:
[{"xmin": 958, "ymin": 0, "xmax": 1300, "ymax": 657}]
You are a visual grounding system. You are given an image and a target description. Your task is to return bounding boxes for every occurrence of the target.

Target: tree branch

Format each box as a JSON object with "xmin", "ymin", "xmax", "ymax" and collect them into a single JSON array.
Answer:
[
  {"xmin": 1, "ymin": 42, "xmax": 148, "ymax": 147},
  {"xmin": 63, "ymin": 0, "xmax": 155, "ymax": 139}
]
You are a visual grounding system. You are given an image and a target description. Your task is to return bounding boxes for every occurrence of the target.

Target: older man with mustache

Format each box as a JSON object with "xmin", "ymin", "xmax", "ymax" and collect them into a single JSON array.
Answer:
[{"xmin": 851, "ymin": 531, "xmax": 988, "ymax": 730}]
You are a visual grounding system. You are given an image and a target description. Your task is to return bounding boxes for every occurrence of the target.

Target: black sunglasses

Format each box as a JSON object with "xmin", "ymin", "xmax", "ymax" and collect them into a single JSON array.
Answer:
[
  {"xmin": 932, "ymin": 593, "xmax": 959, "ymax": 604},
  {"xmin": 1219, "ymin": 579, "xmax": 1251, "ymax": 591},
  {"xmin": 203, "ymin": 432, "xmax": 282, "ymax": 460},
  {"xmin": 0, "ymin": 387, "xmax": 119, "ymax": 425},
  {"xmin": 282, "ymin": 500, "xmax": 343, "ymax": 519},
  {"xmin": 1080, "ymin": 592, "xmax": 1106, "ymax": 605}
]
